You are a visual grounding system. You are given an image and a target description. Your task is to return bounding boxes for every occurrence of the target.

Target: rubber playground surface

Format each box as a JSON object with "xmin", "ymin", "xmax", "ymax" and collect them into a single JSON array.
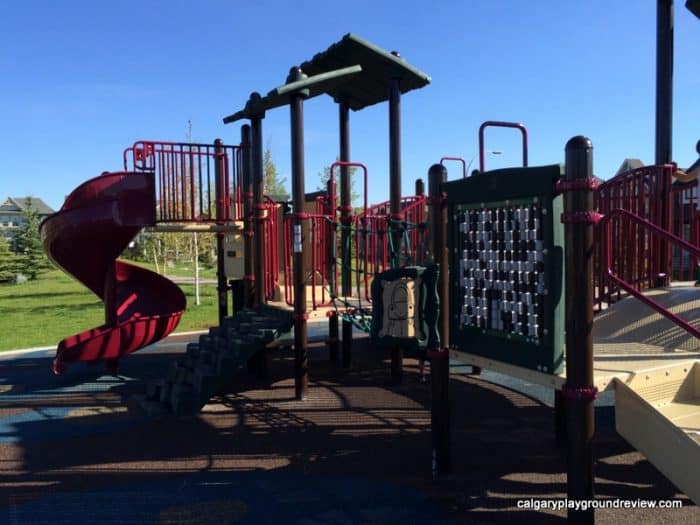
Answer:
[{"xmin": 1, "ymin": 332, "xmax": 698, "ymax": 524}]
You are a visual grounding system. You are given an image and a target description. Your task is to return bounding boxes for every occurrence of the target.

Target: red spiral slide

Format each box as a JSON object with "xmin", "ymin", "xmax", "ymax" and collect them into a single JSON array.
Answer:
[{"xmin": 40, "ymin": 171, "xmax": 186, "ymax": 374}]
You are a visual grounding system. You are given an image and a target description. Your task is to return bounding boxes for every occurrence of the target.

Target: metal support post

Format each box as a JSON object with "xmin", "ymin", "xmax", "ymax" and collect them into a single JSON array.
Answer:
[
  {"xmin": 389, "ymin": 73, "xmax": 403, "ymax": 383},
  {"xmin": 655, "ymin": 0, "xmax": 673, "ymax": 166},
  {"xmin": 289, "ymin": 67, "xmax": 309, "ymax": 400},
  {"xmin": 655, "ymin": 0, "xmax": 674, "ymax": 285},
  {"xmin": 250, "ymin": 107, "xmax": 266, "ymax": 307},
  {"xmin": 339, "ymin": 101, "xmax": 353, "ymax": 368},
  {"xmin": 555, "ymin": 388, "xmax": 567, "ymax": 446},
  {"xmin": 564, "ymin": 136, "xmax": 597, "ymax": 525},
  {"xmin": 214, "ymin": 138, "xmax": 228, "ymax": 324},
  {"xmin": 241, "ymin": 124, "xmax": 255, "ymax": 308},
  {"xmin": 327, "ymin": 177, "xmax": 339, "ymax": 361},
  {"xmin": 428, "ymin": 163, "xmax": 451, "ymax": 476}
]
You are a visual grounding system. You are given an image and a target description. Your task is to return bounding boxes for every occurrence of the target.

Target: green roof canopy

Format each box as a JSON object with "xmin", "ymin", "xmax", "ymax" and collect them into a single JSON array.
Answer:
[
  {"xmin": 223, "ymin": 65, "xmax": 362, "ymax": 124},
  {"xmin": 300, "ymin": 33, "xmax": 431, "ymax": 111}
]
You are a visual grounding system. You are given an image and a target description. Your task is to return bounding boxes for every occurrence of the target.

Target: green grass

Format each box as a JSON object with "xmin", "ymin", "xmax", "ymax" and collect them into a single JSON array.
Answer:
[{"xmin": 0, "ymin": 264, "xmax": 220, "ymax": 352}]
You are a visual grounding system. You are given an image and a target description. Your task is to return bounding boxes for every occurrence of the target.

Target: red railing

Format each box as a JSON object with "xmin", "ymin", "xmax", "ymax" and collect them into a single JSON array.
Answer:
[
  {"xmin": 599, "ymin": 208, "xmax": 700, "ymax": 340},
  {"xmin": 262, "ymin": 196, "xmax": 281, "ymax": 301},
  {"xmin": 478, "ymin": 121, "xmax": 528, "ymax": 172},
  {"xmin": 281, "ymin": 161, "xmax": 373, "ymax": 310},
  {"xmin": 593, "ymin": 165, "xmax": 674, "ymax": 309},
  {"xmin": 440, "ymin": 156, "xmax": 467, "ymax": 178},
  {"xmin": 669, "ymin": 179, "xmax": 700, "ymax": 281},
  {"xmin": 279, "ymin": 188, "xmax": 427, "ymax": 309},
  {"xmin": 124, "ymin": 141, "xmax": 244, "ymax": 223}
]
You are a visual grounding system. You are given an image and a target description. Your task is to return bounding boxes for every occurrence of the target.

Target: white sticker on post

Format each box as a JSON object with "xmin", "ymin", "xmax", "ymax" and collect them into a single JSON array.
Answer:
[{"xmin": 293, "ymin": 224, "xmax": 302, "ymax": 253}]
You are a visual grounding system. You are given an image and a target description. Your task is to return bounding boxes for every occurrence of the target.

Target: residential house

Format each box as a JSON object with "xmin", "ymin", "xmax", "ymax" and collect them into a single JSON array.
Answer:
[{"xmin": 0, "ymin": 197, "xmax": 55, "ymax": 239}]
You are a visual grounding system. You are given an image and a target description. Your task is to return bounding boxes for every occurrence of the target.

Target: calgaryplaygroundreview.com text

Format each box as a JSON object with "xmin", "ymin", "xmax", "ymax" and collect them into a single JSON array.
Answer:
[{"xmin": 516, "ymin": 498, "xmax": 684, "ymax": 512}]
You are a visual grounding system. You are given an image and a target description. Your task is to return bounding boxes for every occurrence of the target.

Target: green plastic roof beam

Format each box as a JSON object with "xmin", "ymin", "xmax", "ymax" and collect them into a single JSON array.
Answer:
[
  {"xmin": 223, "ymin": 65, "xmax": 362, "ymax": 124},
  {"xmin": 300, "ymin": 33, "xmax": 431, "ymax": 111},
  {"xmin": 265, "ymin": 64, "xmax": 362, "ymax": 109}
]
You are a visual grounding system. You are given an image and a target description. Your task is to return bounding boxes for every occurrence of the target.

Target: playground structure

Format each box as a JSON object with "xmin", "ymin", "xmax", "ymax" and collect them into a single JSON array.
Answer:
[{"xmin": 39, "ymin": 31, "xmax": 700, "ymax": 521}]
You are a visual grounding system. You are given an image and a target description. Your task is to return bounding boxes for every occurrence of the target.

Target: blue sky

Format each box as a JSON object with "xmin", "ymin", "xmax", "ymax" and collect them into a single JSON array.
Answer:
[{"xmin": 1, "ymin": 1, "xmax": 698, "ymax": 210}]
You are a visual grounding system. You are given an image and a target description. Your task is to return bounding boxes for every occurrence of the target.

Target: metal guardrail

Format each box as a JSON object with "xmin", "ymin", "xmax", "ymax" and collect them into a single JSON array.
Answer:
[
  {"xmin": 670, "ymin": 180, "xmax": 700, "ymax": 281},
  {"xmin": 594, "ymin": 164, "xmax": 674, "ymax": 309},
  {"xmin": 124, "ymin": 141, "xmax": 244, "ymax": 223},
  {"xmin": 600, "ymin": 207, "xmax": 700, "ymax": 341}
]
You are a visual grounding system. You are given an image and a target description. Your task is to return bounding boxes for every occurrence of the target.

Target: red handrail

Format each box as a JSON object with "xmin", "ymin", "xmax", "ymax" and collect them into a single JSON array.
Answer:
[
  {"xmin": 329, "ymin": 161, "xmax": 369, "ymax": 217},
  {"xmin": 440, "ymin": 156, "xmax": 467, "ymax": 178},
  {"xmin": 600, "ymin": 208, "xmax": 700, "ymax": 340},
  {"xmin": 478, "ymin": 121, "xmax": 528, "ymax": 172}
]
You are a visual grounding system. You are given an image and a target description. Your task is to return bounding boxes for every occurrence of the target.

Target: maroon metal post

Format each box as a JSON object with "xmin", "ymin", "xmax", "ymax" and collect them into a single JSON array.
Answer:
[
  {"xmin": 389, "ymin": 69, "xmax": 403, "ymax": 384},
  {"xmin": 289, "ymin": 67, "xmax": 309, "ymax": 400},
  {"xmin": 428, "ymin": 163, "xmax": 451, "ymax": 476},
  {"xmin": 563, "ymin": 136, "xmax": 596, "ymax": 525},
  {"xmin": 214, "ymin": 138, "xmax": 229, "ymax": 325},
  {"xmin": 339, "ymin": 101, "xmax": 353, "ymax": 368},
  {"xmin": 241, "ymin": 124, "xmax": 255, "ymax": 309}
]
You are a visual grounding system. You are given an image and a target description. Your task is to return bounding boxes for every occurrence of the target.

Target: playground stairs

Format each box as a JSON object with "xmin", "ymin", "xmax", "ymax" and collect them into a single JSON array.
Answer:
[
  {"xmin": 131, "ymin": 305, "xmax": 293, "ymax": 416},
  {"xmin": 594, "ymin": 284, "xmax": 700, "ymax": 504},
  {"xmin": 615, "ymin": 362, "xmax": 700, "ymax": 504}
]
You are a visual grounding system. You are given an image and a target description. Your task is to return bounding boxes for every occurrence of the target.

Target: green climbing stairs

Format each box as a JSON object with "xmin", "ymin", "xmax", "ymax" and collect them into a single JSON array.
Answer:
[{"xmin": 134, "ymin": 305, "xmax": 293, "ymax": 415}]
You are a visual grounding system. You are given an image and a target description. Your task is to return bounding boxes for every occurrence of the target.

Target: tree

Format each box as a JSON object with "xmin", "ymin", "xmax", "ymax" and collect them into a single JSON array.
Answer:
[
  {"xmin": 10, "ymin": 197, "xmax": 52, "ymax": 280},
  {"xmin": 0, "ymin": 236, "xmax": 20, "ymax": 283},
  {"xmin": 263, "ymin": 143, "xmax": 289, "ymax": 199}
]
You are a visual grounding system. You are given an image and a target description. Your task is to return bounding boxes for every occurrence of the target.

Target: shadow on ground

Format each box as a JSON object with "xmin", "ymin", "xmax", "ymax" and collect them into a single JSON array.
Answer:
[{"xmin": 0, "ymin": 342, "xmax": 697, "ymax": 524}]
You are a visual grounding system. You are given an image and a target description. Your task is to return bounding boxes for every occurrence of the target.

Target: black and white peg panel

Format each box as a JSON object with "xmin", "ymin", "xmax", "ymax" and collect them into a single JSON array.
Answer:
[{"xmin": 458, "ymin": 204, "xmax": 547, "ymax": 342}]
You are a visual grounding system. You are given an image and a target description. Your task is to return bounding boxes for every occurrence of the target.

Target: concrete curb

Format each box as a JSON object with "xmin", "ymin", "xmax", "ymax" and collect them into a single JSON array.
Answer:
[{"xmin": 0, "ymin": 329, "xmax": 209, "ymax": 359}]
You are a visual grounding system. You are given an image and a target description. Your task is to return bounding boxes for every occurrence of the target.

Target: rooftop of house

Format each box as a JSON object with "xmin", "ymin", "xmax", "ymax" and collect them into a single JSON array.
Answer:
[
  {"xmin": 615, "ymin": 158, "xmax": 645, "ymax": 175},
  {"xmin": 0, "ymin": 197, "xmax": 55, "ymax": 216}
]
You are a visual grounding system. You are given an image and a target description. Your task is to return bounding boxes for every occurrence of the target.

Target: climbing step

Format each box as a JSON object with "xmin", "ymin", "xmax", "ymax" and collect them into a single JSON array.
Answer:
[
  {"xmin": 133, "ymin": 305, "xmax": 293, "ymax": 416},
  {"xmin": 615, "ymin": 361, "xmax": 700, "ymax": 504}
]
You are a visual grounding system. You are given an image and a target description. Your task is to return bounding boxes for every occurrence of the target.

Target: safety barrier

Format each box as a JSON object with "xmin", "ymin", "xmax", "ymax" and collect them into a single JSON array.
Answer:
[
  {"xmin": 262, "ymin": 196, "xmax": 281, "ymax": 301},
  {"xmin": 593, "ymin": 165, "xmax": 673, "ymax": 309},
  {"xmin": 599, "ymin": 207, "xmax": 700, "ymax": 340},
  {"xmin": 124, "ymin": 141, "xmax": 244, "ymax": 223},
  {"xmin": 670, "ymin": 180, "xmax": 700, "ymax": 281},
  {"xmin": 279, "ymin": 188, "xmax": 427, "ymax": 309}
]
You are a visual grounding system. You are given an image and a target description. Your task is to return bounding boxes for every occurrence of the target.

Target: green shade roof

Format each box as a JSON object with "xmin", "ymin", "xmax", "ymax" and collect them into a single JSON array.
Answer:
[
  {"xmin": 223, "ymin": 65, "xmax": 362, "ymax": 124},
  {"xmin": 300, "ymin": 33, "xmax": 431, "ymax": 111}
]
